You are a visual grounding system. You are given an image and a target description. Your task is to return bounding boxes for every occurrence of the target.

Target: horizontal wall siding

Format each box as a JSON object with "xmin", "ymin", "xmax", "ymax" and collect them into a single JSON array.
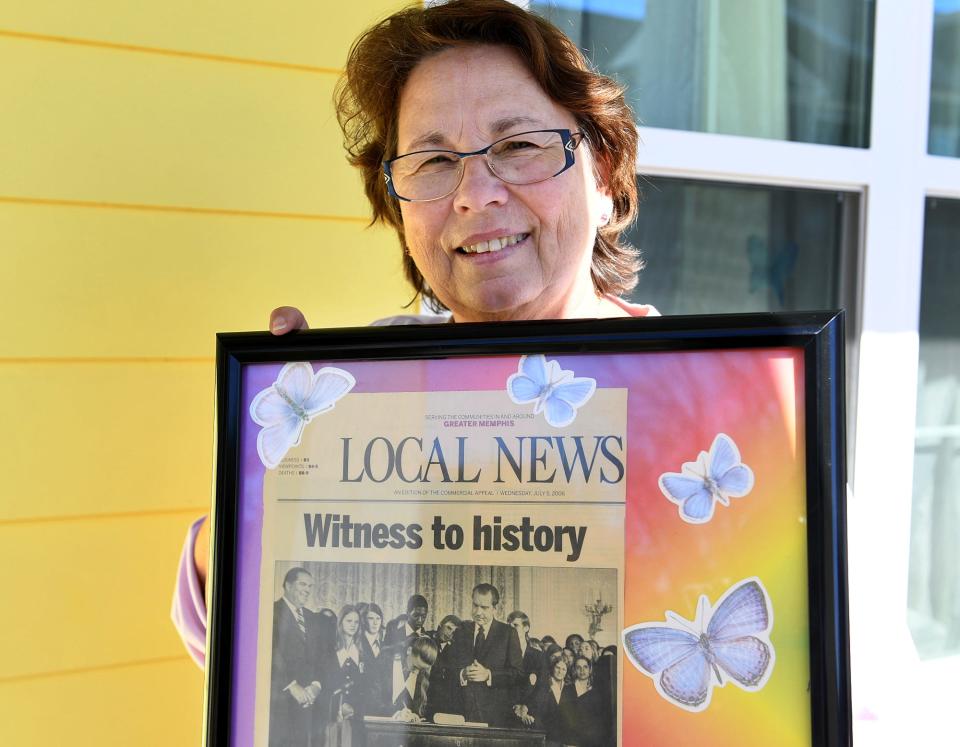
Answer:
[
  {"xmin": 1, "ymin": 658, "xmax": 203, "ymax": 745},
  {"xmin": 0, "ymin": 514, "xmax": 202, "ymax": 679},
  {"xmin": 1, "ymin": 38, "xmax": 369, "ymax": 216},
  {"xmin": 0, "ymin": 363, "xmax": 212, "ymax": 519},
  {"xmin": 1, "ymin": 205, "xmax": 408, "ymax": 357},
  {"xmin": 2, "ymin": 2, "xmax": 411, "ymax": 744},
  {"xmin": 0, "ymin": 1, "xmax": 405, "ymax": 69}
]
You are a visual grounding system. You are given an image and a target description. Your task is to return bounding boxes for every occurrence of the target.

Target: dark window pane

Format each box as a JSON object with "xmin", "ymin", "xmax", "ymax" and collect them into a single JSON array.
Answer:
[
  {"xmin": 929, "ymin": 2, "xmax": 960, "ymax": 157},
  {"xmin": 532, "ymin": 0, "xmax": 874, "ymax": 147},
  {"xmin": 625, "ymin": 178, "xmax": 857, "ymax": 315},
  {"xmin": 909, "ymin": 197, "xmax": 960, "ymax": 659}
]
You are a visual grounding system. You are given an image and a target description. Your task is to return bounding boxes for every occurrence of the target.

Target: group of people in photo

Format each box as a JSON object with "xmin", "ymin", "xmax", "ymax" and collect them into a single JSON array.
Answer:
[{"xmin": 270, "ymin": 567, "xmax": 616, "ymax": 747}]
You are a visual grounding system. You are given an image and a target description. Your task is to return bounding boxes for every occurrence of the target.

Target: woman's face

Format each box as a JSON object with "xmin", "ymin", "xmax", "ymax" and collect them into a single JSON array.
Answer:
[
  {"xmin": 365, "ymin": 611, "xmax": 382, "ymax": 634},
  {"xmin": 552, "ymin": 659, "xmax": 568, "ymax": 682},
  {"xmin": 396, "ymin": 44, "xmax": 612, "ymax": 323},
  {"xmin": 341, "ymin": 611, "xmax": 360, "ymax": 637},
  {"xmin": 574, "ymin": 657, "xmax": 591, "ymax": 682}
]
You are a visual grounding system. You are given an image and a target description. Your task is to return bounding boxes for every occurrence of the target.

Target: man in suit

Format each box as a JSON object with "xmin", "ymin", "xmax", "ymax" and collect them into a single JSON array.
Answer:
[
  {"xmin": 435, "ymin": 583, "xmax": 523, "ymax": 726},
  {"xmin": 269, "ymin": 567, "xmax": 335, "ymax": 747},
  {"xmin": 507, "ymin": 610, "xmax": 544, "ymax": 703},
  {"xmin": 432, "ymin": 614, "xmax": 461, "ymax": 651}
]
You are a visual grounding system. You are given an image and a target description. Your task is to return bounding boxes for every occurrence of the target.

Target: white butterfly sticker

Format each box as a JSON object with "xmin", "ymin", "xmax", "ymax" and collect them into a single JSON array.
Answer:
[
  {"xmin": 249, "ymin": 362, "xmax": 355, "ymax": 469},
  {"xmin": 506, "ymin": 354, "xmax": 596, "ymax": 428},
  {"xmin": 622, "ymin": 578, "xmax": 775, "ymax": 712},
  {"xmin": 658, "ymin": 433, "xmax": 754, "ymax": 524}
]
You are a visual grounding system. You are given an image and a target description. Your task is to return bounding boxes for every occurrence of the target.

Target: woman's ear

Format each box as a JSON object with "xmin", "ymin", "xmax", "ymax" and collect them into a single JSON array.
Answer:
[
  {"xmin": 596, "ymin": 190, "xmax": 614, "ymax": 228},
  {"xmin": 588, "ymin": 146, "xmax": 614, "ymax": 227}
]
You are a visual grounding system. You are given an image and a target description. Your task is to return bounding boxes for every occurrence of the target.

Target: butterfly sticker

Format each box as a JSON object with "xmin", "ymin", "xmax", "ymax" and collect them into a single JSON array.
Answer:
[
  {"xmin": 658, "ymin": 433, "xmax": 754, "ymax": 524},
  {"xmin": 249, "ymin": 362, "xmax": 355, "ymax": 469},
  {"xmin": 622, "ymin": 577, "xmax": 775, "ymax": 712},
  {"xmin": 506, "ymin": 354, "xmax": 596, "ymax": 428}
]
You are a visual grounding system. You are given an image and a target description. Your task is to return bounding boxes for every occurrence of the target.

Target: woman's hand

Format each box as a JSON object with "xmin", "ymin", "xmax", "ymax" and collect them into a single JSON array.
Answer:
[{"xmin": 269, "ymin": 306, "xmax": 310, "ymax": 335}]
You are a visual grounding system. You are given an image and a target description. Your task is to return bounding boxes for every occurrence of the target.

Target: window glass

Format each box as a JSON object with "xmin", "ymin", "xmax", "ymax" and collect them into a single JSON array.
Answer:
[
  {"xmin": 625, "ymin": 177, "xmax": 858, "ymax": 316},
  {"xmin": 929, "ymin": 0, "xmax": 960, "ymax": 157},
  {"xmin": 909, "ymin": 197, "xmax": 960, "ymax": 659},
  {"xmin": 532, "ymin": 0, "xmax": 875, "ymax": 147}
]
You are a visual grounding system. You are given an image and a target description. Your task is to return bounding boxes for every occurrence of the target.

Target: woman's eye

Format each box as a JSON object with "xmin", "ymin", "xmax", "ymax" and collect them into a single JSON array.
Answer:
[{"xmin": 414, "ymin": 154, "xmax": 459, "ymax": 172}]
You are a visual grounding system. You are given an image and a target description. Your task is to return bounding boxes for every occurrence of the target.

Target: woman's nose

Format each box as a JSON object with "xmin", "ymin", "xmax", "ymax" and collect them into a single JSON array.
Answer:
[{"xmin": 453, "ymin": 154, "xmax": 509, "ymax": 212}]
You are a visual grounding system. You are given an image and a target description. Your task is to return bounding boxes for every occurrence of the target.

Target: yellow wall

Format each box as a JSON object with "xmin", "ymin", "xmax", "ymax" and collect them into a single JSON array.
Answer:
[{"xmin": 0, "ymin": 2, "xmax": 410, "ymax": 743}]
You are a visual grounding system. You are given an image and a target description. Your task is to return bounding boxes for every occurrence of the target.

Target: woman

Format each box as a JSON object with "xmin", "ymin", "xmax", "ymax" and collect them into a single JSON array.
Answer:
[
  {"xmin": 358, "ymin": 603, "xmax": 385, "ymax": 659},
  {"xmin": 563, "ymin": 655, "xmax": 609, "ymax": 747},
  {"xmin": 517, "ymin": 653, "xmax": 577, "ymax": 747},
  {"xmin": 174, "ymin": 0, "xmax": 653, "ymax": 667},
  {"xmin": 321, "ymin": 605, "xmax": 369, "ymax": 744},
  {"xmin": 392, "ymin": 635, "xmax": 438, "ymax": 723}
]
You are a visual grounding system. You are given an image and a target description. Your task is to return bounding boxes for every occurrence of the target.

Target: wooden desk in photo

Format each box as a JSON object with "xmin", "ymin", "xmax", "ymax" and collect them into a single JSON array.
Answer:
[{"xmin": 364, "ymin": 718, "xmax": 546, "ymax": 747}]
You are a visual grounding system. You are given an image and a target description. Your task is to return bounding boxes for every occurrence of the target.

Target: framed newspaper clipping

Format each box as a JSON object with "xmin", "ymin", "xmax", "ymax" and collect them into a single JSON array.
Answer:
[{"xmin": 205, "ymin": 312, "xmax": 850, "ymax": 747}]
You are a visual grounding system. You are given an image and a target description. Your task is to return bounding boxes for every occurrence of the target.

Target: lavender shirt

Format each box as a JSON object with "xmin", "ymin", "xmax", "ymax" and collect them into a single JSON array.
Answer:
[
  {"xmin": 171, "ymin": 515, "xmax": 208, "ymax": 667},
  {"xmin": 170, "ymin": 303, "xmax": 659, "ymax": 667}
]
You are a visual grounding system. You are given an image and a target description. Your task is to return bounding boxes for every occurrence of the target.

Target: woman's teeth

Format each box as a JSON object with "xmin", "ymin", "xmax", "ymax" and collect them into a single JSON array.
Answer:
[{"xmin": 460, "ymin": 233, "xmax": 527, "ymax": 254}]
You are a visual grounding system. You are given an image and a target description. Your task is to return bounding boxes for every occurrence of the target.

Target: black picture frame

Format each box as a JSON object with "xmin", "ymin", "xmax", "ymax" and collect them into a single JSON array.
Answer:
[{"xmin": 206, "ymin": 311, "xmax": 850, "ymax": 747}]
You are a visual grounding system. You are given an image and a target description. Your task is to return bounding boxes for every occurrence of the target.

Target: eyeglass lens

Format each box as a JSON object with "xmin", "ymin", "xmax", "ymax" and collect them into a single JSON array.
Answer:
[{"xmin": 390, "ymin": 131, "xmax": 570, "ymax": 201}]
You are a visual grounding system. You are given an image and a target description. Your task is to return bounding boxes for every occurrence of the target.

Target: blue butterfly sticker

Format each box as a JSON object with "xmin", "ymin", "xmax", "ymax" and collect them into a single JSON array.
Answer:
[
  {"xmin": 658, "ymin": 433, "xmax": 754, "ymax": 524},
  {"xmin": 622, "ymin": 578, "xmax": 775, "ymax": 712},
  {"xmin": 506, "ymin": 354, "xmax": 596, "ymax": 428}
]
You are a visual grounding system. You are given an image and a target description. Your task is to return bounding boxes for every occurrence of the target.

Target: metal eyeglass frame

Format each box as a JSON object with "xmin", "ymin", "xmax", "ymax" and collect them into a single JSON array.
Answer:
[{"xmin": 382, "ymin": 128, "xmax": 586, "ymax": 202}]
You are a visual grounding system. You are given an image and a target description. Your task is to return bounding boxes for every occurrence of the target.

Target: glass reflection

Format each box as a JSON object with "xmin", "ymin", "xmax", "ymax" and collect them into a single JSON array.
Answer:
[
  {"xmin": 533, "ymin": 0, "xmax": 874, "ymax": 147},
  {"xmin": 929, "ymin": 0, "xmax": 960, "ymax": 157},
  {"xmin": 624, "ymin": 177, "xmax": 857, "ymax": 315}
]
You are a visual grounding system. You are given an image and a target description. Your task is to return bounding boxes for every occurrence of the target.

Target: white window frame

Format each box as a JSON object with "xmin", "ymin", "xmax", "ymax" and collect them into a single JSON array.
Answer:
[{"xmin": 522, "ymin": 0, "xmax": 960, "ymax": 742}]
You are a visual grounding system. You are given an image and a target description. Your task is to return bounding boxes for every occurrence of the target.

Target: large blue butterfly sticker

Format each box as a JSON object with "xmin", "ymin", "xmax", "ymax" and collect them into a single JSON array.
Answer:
[
  {"xmin": 506, "ymin": 354, "xmax": 596, "ymax": 428},
  {"xmin": 658, "ymin": 433, "xmax": 754, "ymax": 524},
  {"xmin": 622, "ymin": 578, "xmax": 775, "ymax": 712}
]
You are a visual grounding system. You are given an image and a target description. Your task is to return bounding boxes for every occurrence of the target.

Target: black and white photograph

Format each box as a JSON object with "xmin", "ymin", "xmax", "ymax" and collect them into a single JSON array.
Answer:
[{"xmin": 267, "ymin": 560, "xmax": 619, "ymax": 747}]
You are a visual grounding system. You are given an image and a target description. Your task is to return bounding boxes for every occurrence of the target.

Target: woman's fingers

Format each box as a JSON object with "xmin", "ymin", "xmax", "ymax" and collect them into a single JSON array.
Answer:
[{"xmin": 269, "ymin": 306, "xmax": 309, "ymax": 335}]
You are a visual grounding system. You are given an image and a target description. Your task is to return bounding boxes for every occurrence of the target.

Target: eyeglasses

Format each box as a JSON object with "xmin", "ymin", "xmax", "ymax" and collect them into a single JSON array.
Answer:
[{"xmin": 383, "ymin": 128, "xmax": 586, "ymax": 202}]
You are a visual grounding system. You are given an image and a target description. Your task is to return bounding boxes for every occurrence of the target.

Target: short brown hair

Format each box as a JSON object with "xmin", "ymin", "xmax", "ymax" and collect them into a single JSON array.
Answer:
[{"xmin": 335, "ymin": 0, "xmax": 642, "ymax": 310}]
